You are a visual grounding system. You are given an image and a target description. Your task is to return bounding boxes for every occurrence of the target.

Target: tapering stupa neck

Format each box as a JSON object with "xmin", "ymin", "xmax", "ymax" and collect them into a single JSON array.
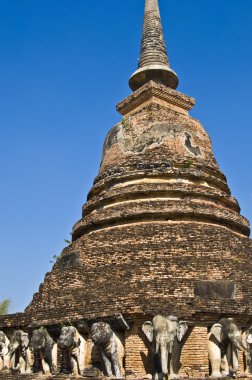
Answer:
[
  {"xmin": 129, "ymin": 0, "xmax": 179, "ymax": 92},
  {"xmin": 139, "ymin": 0, "xmax": 169, "ymax": 68}
]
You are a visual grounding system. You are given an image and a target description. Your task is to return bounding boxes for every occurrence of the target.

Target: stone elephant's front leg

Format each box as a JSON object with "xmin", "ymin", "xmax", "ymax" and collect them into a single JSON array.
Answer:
[
  {"xmin": 170, "ymin": 339, "xmax": 184, "ymax": 379},
  {"xmin": 24, "ymin": 348, "xmax": 32, "ymax": 374},
  {"xmin": 3, "ymin": 353, "xmax": 10, "ymax": 371},
  {"xmin": 248, "ymin": 347, "xmax": 252, "ymax": 374},
  {"xmin": 226, "ymin": 344, "xmax": 238, "ymax": 377},
  {"xmin": 0, "ymin": 356, "xmax": 4, "ymax": 371},
  {"xmin": 0, "ymin": 355, "xmax": 9, "ymax": 372},
  {"xmin": 170, "ymin": 356, "xmax": 180, "ymax": 380},
  {"xmin": 110, "ymin": 336, "xmax": 124, "ymax": 378},
  {"xmin": 45, "ymin": 344, "xmax": 57, "ymax": 375},
  {"xmin": 152, "ymin": 351, "xmax": 163, "ymax": 380},
  {"xmin": 111, "ymin": 351, "xmax": 122, "ymax": 378},
  {"xmin": 220, "ymin": 353, "xmax": 229, "ymax": 378},
  {"xmin": 207, "ymin": 336, "xmax": 222, "ymax": 378},
  {"xmin": 40, "ymin": 350, "xmax": 51, "ymax": 375},
  {"xmin": 19, "ymin": 355, "xmax": 28, "ymax": 374},
  {"xmin": 70, "ymin": 356, "xmax": 79, "ymax": 376},
  {"xmin": 246, "ymin": 346, "xmax": 252, "ymax": 375},
  {"xmin": 101, "ymin": 350, "xmax": 113, "ymax": 377},
  {"xmin": 70, "ymin": 348, "xmax": 79, "ymax": 376},
  {"xmin": 74, "ymin": 342, "xmax": 85, "ymax": 376},
  {"xmin": 50, "ymin": 343, "xmax": 58, "ymax": 374}
]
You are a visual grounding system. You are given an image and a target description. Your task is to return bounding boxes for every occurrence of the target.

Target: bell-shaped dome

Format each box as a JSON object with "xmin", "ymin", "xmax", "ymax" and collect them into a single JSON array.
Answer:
[{"xmin": 72, "ymin": 82, "xmax": 249, "ymax": 241}]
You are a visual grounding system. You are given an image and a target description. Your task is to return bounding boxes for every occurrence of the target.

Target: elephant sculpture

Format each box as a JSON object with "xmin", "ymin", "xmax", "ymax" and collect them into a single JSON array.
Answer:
[
  {"xmin": 0, "ymin": 331, "xmax": 10, "ymax": 371},
  {"xmin": 142, "ymin": 315, "xmax": 188, "ymax": 380},
  {"xmin": 8, "ymin": 330, "xmax": 32, "ymax": 374},
  {"xmin": 30, "ymin": 327, "xmax": 57, "ymax": 375},
  {"xmin": 58, "ymin": 326, "xmax": 86, "ymax": 376},
  {"xmin": 208, "ymin": 317, "xmax": 247, "ymax": 378},
  {"xmin": 242, "ymin": 326, "xmax": 252, "ymax": 375},
  {"xmin": 90, "ymin": 322, "xmax": 125, "ymax": 378}
]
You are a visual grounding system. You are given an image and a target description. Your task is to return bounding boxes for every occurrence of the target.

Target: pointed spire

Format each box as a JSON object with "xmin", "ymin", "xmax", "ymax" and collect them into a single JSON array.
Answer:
[{"xmin": 129, "ymin": 0, "xmax": 179, "ymax": 91}]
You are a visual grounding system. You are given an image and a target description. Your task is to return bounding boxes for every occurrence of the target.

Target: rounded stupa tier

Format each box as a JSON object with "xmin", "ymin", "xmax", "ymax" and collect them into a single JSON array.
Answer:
[{"xmin": 72, "ymin": 83, "xmax": 249, "ymax": 241}]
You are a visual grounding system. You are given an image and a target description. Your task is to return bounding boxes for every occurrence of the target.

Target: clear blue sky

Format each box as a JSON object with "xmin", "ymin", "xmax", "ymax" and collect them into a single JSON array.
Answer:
[{"xmin": 0, "ymin": 0, "xmax": 251, "ymax": 313}]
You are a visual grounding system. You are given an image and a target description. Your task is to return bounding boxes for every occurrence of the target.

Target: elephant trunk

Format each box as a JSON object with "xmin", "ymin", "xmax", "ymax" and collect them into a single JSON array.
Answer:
[
  {"xmin": 231, "ymin": 335, "xmax": 248, "ymax": 352},
  {"xmin": 160, "ymin": 344, "xmax": 168, "ymax": 375},
  {"xmin": 237, "ymin": 341, "xmax": 248, "ymax": 352}
]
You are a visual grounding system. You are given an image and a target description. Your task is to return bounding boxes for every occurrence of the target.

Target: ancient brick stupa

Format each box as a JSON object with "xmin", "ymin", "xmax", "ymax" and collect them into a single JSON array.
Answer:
[{"xmin": 1, "ymin": 0, "xmax": 252, "ymax": 379}]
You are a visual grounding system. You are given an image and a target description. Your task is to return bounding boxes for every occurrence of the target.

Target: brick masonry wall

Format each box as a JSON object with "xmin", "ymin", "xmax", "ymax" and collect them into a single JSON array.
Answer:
[
  {"xmin": 125, "ymin": 318, "xmax": 151, "ymax": 378},
  {"xmin": 0, "ymin": 85, "xmax": 251, "ymax": 379},
  {"xmin": 20, "ymin": 222, "xmax": 252, "ymax": 324},
  {"xmin": 1, "ymin": 222, "xmax": 252, "ymax": 378},
  {"xmin": 180, "ymin": 327, "xmax": 209, "ymax": 378}
]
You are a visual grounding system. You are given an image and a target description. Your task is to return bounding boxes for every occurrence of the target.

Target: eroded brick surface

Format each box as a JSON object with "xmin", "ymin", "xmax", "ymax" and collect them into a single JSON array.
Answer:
[{"xmin": 0, "ymin": 64, "xmax": 251, "ymax": 380}]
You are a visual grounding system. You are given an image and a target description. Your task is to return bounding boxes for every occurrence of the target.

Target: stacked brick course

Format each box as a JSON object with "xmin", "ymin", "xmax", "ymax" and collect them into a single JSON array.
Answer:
[{"xmin": 1, "ymin": 0, "xmax": 251, "ymax": 379}]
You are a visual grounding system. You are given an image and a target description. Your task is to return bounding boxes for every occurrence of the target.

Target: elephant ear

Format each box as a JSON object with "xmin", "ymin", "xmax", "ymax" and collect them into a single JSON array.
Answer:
[
  {"xmin": 177, "ymin": 322, "xmax": 188, "ymax": 342},
  {"xmin": 73, "ymin": 328, "xmax": 80, "ymax": 346},
  {"xmin": 142, "ymin": 321, "xmax": 154, "ymax": 343},
  {"xmin": 210, "ymin": 324, "xmax": 223, "ymax": 343},
  {"xmin": 247, "ymin": 333, "xmax": 252, "ymax": 344}
]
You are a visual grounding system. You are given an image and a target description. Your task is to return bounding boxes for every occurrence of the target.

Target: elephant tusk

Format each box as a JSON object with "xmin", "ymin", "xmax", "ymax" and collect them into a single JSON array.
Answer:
[
  {"xmin": 242, "ymin": 343, "xmax": 249, "ymax": 352},
  {"xmin": 233, "ymin": 340, "xmax": 248, "ymax": 352}
]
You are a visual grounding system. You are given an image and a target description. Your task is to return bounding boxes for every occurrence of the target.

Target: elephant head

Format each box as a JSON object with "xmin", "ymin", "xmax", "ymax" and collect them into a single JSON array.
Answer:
[
  {"xmin": 58, "ymin": 326, "xmax": 80, "ymax": 350},
  {"xmin": 30, "ymin": 328, "xmax": 48, "ymax": 352},
  {"xmin": 90, "ymin": 322, "xmax": 124, "ymax": 378},
  {"xmin": 9, "ymin": 330, "xmax": 30, "ymax": 373},
  {"xmin": 58, "ymin": 326, "xmax": 85, "ymax": 376},
  {"xmin": 30, "ymin": 327, "xmax": 54, "ymax": 352},
  {"xmin": 90, "ymin": 322, "xmax": 112, "ymax": 347},
  {"xmin": 142, "ymin": 315, "xmax": 188, "ymax": 377},
  {"xmin": 211, "ymin": 318, "xmax": 247, "ymax": 352},
  {"xmin": 9, "ymin": 330, "xmax": 29, "ymax": 356}
]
